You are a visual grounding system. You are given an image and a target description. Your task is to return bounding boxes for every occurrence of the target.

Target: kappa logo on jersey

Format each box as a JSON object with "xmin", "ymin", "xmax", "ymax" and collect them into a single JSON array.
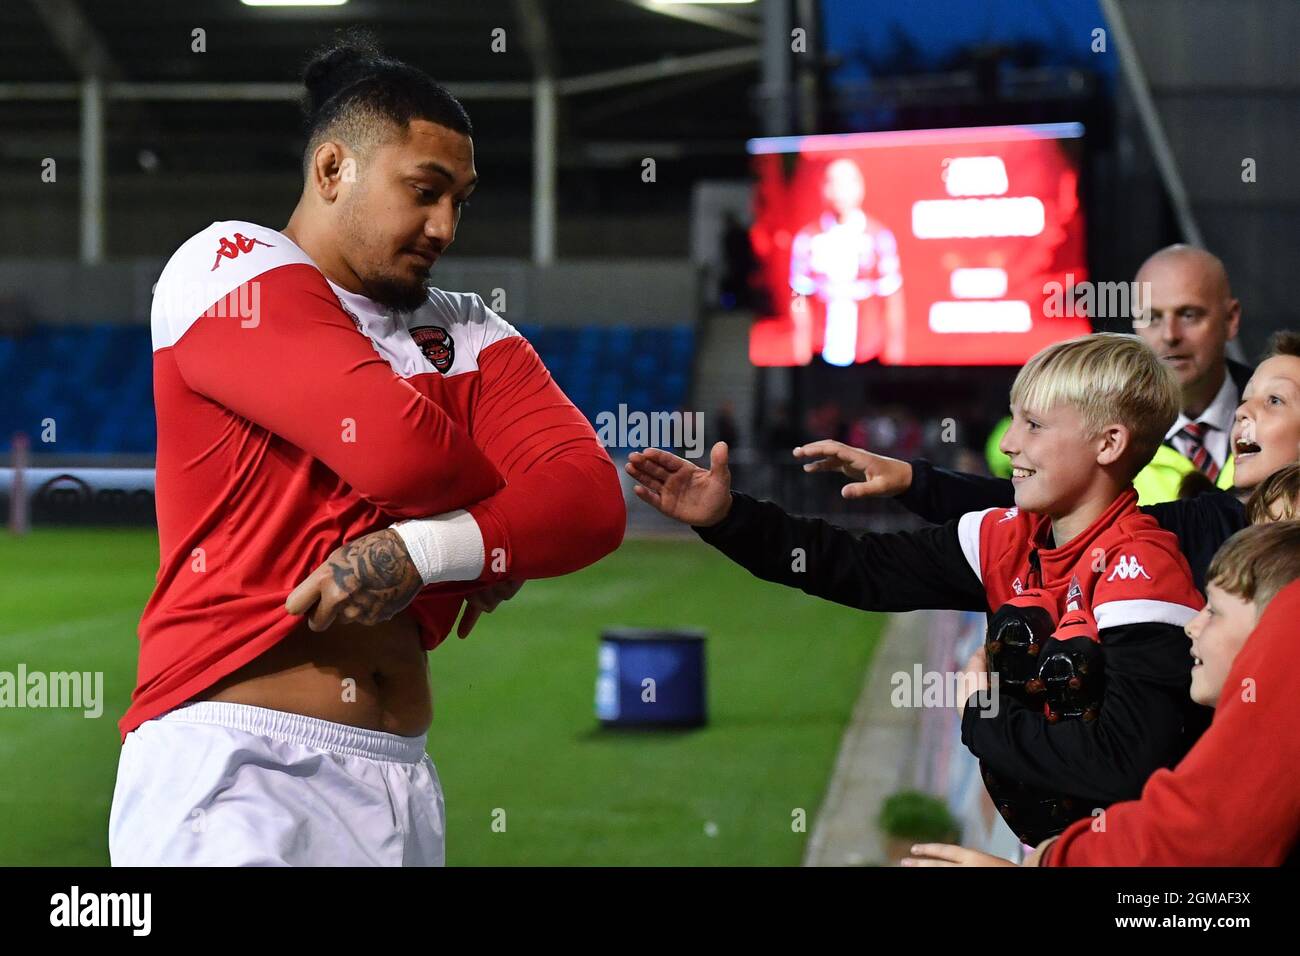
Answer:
[
  {"xmin": 410, "ymin": 325, "xmax": 455, "ymax": 373},
  {"xmin": 1106, "ymin": 554, "xmax": 1153, "ymax": 582},
  {"xmin": 999, "ymin": 508, "xmax": 1019, "ymax": 523},
  {"xmin": 210, "ymin": 233, "xmax": 273, "ymax": 271}
]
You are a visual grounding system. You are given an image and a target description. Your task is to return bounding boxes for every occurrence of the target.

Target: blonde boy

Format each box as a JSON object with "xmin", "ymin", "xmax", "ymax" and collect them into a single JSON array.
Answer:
[{"xmin": 628, "ymin": 333, "xmax": 1204, "ymax": 845}]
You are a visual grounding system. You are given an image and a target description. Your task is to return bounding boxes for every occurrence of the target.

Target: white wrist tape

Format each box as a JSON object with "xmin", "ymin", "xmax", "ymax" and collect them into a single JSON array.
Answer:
[{"xmin": 390, "ymin": 509, "xmax": 485, "ymax": 585}]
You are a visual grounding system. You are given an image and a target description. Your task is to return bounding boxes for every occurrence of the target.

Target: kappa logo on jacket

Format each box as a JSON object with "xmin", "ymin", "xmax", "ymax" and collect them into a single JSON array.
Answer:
[
  {"xmin": 1106, "ymin": 554, "xmax": 1153, "ymax": 582},
  {"xmin": 210, "ymin": 233, "xmax": 273, "ymax": 271}
]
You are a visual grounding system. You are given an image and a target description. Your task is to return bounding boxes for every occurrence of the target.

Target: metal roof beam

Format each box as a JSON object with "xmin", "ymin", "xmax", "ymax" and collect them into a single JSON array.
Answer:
[
  {"xmin": 25, "ymin": 0, "xmax": 123, "ymax": 79},
  {"xmin": 559, "ymin": 45, "xmax": 759, "ymax": 96},
  {"xmin": 617, "ymin": 0, "xmax": 762, "ymax": 41},
  {"xmin": 513, "ymin": 0, "xmax": 557, "ymax": 79},
  {"xmin": 0, "ymin": 81, "xmax": 536, "ymax": 101}
]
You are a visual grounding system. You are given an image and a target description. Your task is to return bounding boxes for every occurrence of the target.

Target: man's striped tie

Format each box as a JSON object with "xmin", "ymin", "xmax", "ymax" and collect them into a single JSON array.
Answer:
[{"xmin": 1179, "ymin": 421, "xmax": 1220, "ymax": 482}]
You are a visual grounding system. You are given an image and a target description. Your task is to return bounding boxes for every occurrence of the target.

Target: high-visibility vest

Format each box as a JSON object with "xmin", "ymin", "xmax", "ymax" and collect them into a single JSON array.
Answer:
[
  {"xmin": 1132, "ymin": 442, "xmax": 1235, "ymax": 505},
  {"xmin": 983, "ymin": 415, "xmax": 1235, "ymax": 505},
  {"xmin": 985, "ymin": 416, "xmax": 1013, "ymax": 478}
]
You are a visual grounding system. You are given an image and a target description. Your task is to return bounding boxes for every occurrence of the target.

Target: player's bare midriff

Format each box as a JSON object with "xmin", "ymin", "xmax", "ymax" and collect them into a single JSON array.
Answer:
[{"xmin": 193, "ymin": 610, "xmax": 432, "ymax": 736}]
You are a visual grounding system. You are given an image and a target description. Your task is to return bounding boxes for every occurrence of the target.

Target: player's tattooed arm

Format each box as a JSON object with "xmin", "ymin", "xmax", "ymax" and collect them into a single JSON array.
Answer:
[{"xmin": 286, "ymin": 529, "xmax": 422, "ymax": 630}]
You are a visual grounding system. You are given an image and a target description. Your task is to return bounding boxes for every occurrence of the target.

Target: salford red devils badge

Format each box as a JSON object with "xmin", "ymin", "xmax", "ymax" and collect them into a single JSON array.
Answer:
[{"xmin": 410, "ymin": 325, "xmax": 455, "ymax": 373}]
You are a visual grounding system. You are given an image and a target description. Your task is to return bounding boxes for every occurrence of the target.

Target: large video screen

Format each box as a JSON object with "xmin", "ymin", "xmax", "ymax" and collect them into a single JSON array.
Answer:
[{"xmin": 746, "ymin": 123, "xmax": 1090, "ymax": 367}]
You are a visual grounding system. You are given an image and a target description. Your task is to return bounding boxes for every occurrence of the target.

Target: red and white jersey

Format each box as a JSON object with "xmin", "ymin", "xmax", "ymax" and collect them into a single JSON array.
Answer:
[
  {"xmin": 955, "ymin": 487, "xmax": 1203, "ymax": 629},
  {"xmin": 127, "ymin": 221, "xmax": 624, "ymax": 739},
  {"xmin": 789, "ymin": 210, "xmax": 903, "ymax": 301}
]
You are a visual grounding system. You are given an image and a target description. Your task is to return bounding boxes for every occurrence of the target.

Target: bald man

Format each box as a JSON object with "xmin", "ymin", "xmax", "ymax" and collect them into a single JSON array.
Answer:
[{"xmin": 1131, "ymin": 245, "xmax": 1249, "ymax": 499}]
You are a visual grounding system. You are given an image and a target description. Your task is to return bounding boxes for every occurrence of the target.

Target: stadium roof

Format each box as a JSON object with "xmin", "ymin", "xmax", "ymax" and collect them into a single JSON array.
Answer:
[{"xmin": 1, "ymin": 0, "xmax": 772, "ymax": 171}]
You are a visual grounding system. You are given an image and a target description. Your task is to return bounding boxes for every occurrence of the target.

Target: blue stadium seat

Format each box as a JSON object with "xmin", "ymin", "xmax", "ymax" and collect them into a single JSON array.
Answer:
[{"xmin": 3, "ymin": 322, "xmax": 696, "ymax": 455}]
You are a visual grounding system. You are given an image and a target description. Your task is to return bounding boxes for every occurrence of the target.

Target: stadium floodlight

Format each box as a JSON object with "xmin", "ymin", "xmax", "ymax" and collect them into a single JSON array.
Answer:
[{"xmin": 241, "ymin": 0, "xmax": 349, "ymax": 7}]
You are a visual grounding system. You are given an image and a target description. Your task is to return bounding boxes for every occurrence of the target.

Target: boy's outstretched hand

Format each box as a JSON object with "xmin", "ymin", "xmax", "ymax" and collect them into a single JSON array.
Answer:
[
  {"xmin": 626, "ymin": 441, "xmax": 733, "ymax": 527},
  {"xmin": 902, "ymin": 844, "xmax": 1019, "ymax": 867},
  {"xmin": 792, "ymin": 440, "xmax": 913, "ymax": 499},
  {"xmin": 903, "ymin": 836, "xmax": 1055, "ymax": 867}
]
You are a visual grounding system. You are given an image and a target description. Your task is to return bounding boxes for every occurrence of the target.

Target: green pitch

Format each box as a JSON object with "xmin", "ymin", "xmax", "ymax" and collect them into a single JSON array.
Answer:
[{"xmin": 0, "ymin": 528, "xmax": 884, "ymax": 866}]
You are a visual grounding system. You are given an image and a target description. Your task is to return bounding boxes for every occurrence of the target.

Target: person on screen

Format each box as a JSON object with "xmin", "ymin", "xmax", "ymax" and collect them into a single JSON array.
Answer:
[{"xmin": 789, "ymin": 158, "xmax": 904, "ymax": 366}]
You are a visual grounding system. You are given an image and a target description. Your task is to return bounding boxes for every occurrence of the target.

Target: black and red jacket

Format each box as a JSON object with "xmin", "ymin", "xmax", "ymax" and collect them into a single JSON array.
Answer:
[{"xmin": 695, "ymin": 487, "xmax": 1205, "ymax": 828}]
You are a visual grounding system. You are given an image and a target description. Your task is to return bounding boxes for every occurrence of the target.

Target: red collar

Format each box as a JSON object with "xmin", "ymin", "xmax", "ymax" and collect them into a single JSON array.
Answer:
[{"xmin": 1025, "ymin": 487, "xmax": 1139, "ymax": 585}]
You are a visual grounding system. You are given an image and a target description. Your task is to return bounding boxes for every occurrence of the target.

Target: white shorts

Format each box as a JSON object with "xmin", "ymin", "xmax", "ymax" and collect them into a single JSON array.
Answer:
[{"xmin": 108, "ymin": 700, "xmax": 445, "ymax": 867}]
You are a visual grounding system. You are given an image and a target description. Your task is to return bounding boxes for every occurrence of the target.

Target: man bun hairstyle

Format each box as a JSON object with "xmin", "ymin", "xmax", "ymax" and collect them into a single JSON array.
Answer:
[{"xmin": 300, "ymin": 30, "xmax": 472, "ymax": 177}]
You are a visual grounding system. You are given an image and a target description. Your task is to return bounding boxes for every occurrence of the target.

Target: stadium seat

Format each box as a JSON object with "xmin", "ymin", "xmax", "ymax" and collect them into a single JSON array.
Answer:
[{"xmin": 4, "ymin": 323, "xmax": 695, "ymax": 455}]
